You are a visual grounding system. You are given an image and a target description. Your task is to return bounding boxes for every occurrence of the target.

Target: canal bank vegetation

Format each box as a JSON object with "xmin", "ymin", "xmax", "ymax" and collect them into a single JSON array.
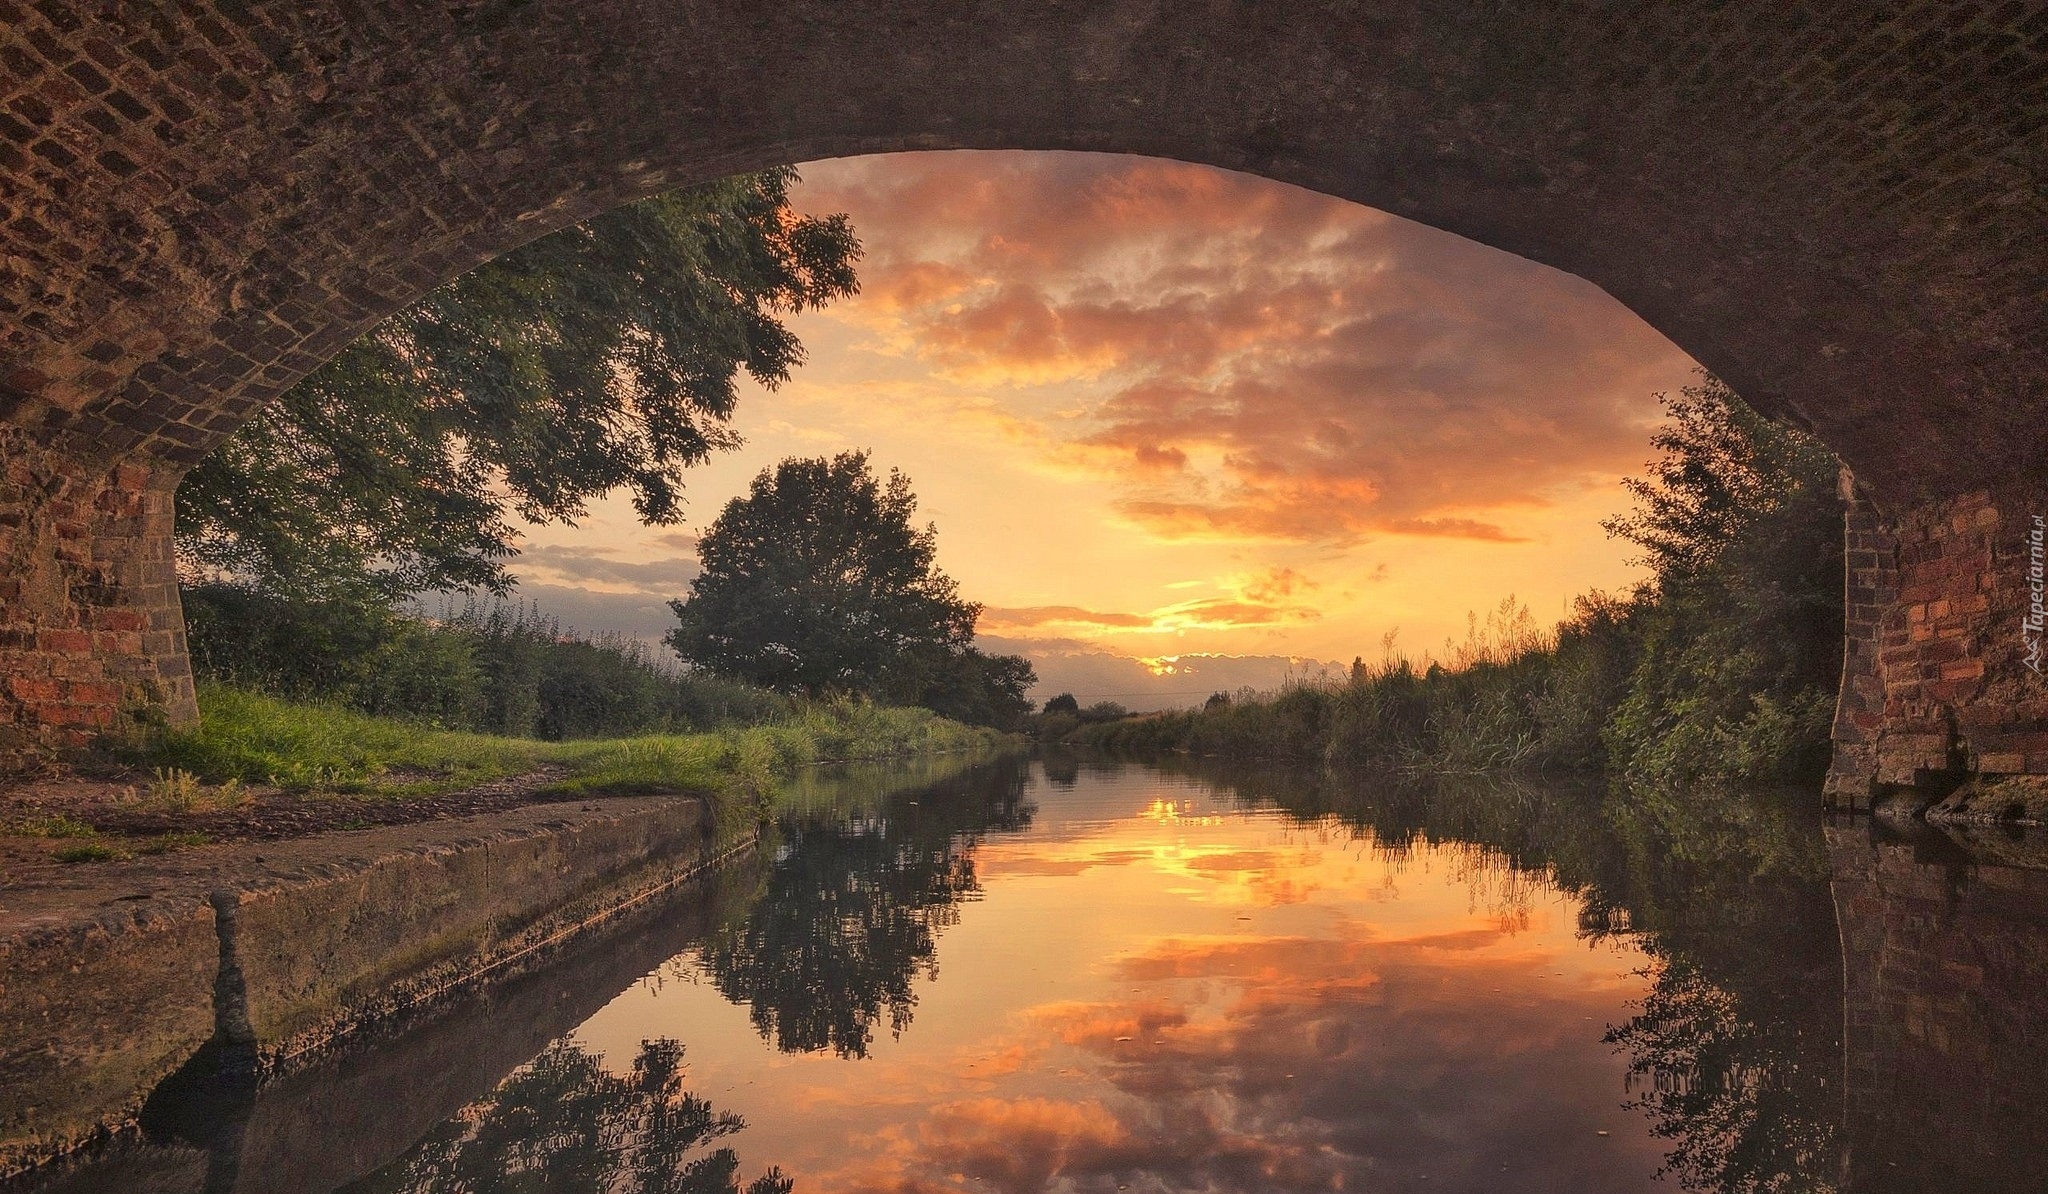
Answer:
[
  {"xmin": 167, "ymin": 167, "xmax": 1042, "ymax": 744},
  {"xmin": 1077, "ymin": 377, "xmax": 1845, "ymax": 787},
  {"xmin": 184, "ymin": 587, "xmax": 792, "ymax": 739},
  {"xmin": 142, "ymin": 683, "xmax": 1007, "ymax": 824},
  {"xmin": 179, "ymin": 453, "xmax": 1043, "ymax": 739}
]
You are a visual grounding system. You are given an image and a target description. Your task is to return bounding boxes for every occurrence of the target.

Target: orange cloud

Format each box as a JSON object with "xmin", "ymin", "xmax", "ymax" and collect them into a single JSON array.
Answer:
[
  {"xmin": 977, "ymin": 572, "xmax": 1325, "ymax": 640},
  {"xmin": 813, "ymin": 922, "xmax": 1661, "ymax": 1194},
  {"xmin": 792, "ymin": 152, "xmax": 1693, "ymax": 547},
  {"xmin": 1241, "ymin": 566, "xmax": 1317, "ymax": 602},
  {"xmin": 1028, "ymin": 998, "xmax": 1191, "ymax": 1050},
  {"xmin": 978, "ymin": 605, "xmax": 1156, "ymax": 631}
]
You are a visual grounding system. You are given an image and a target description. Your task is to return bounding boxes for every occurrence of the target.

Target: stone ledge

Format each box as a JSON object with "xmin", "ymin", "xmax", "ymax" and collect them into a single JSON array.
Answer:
[{"xmin": 0, "ymin": 793, "xmax": 737, "ymax": 1176}]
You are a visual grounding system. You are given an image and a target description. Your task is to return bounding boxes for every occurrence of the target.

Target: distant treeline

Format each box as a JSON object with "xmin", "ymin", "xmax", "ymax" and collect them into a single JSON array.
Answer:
[
  {"xmin": 1076, "ymin": 378, "xmax": 1846, "ymax": 787},
  {"xmin": 182, "ymin": 586, "xmax": 789, "ymax": 739}
]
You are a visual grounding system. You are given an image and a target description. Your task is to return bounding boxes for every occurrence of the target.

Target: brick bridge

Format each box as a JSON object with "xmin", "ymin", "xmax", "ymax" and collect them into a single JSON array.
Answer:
[{"xmin": 0, "ymin": 2, "xmax": 2042, "ymax": 797}]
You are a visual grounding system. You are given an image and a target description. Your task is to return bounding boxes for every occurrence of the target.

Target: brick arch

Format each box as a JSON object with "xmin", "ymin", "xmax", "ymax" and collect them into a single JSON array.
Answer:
[{"xmin": 1, "ymin": 2, "xmax": 2042, "ymax": 794}]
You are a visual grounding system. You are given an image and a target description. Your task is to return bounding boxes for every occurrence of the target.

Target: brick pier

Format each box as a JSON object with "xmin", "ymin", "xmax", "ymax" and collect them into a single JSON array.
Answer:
[
  {"xmin": 1828, "ymin": 481, "xmax": 2048, "ymax": 810},
  {"xmin": 0, "ymin": 429, "xmax": 194, "ymax": 772}
]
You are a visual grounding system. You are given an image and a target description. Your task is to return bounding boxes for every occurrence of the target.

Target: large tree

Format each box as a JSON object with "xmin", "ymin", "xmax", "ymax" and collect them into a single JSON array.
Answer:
[
  {"xmin": 668, "ymin": 451, "xmax": 1033, "ymax": 716},
  {"xmin": 177, "ymin": 167, "xmax": 860, "ymax": 599}
]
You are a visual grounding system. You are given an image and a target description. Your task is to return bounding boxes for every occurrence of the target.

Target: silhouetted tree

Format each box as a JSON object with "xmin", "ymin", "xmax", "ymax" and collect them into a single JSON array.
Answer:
[
  {"xmin": 668, "ymin": 451, "xmax": 1031, "ymax": 723},
  {"xmin": 909, "ymin": 646, "xmax": 1037, "ymax": 730}
]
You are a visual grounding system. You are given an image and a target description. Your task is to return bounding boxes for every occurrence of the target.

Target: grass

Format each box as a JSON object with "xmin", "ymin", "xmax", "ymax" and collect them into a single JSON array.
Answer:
[
  {"xmin": 6, "ymin": 810, "xmax": 212, "ymax": 864},
  {"xmin": 147, "ymin": 684, "xmax": 1013, "ymax": 835},
  {"xmin": 151, "ymin": 686, "xmax": 562, "ymax": 792},
  {"xmin": 53, "ymin": 842, "xmax": 124, "ymax": 863},
  {"xmin": 11, "ymin": 813, "xmax": 101, "ymax": 838}
]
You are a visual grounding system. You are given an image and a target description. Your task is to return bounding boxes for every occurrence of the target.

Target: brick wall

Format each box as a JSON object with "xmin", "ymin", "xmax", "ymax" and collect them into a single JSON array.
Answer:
[
  {"xmin": 0, "ymin": 426, "xmax": 194, "ymax": 769},
  {"xmin": 1826, "ymin": 473, "xmax": 1897, "ymax": 809},
  {"xmin": 1828, "ymin": 481, "xmax": 2048, "ymax": 807}
]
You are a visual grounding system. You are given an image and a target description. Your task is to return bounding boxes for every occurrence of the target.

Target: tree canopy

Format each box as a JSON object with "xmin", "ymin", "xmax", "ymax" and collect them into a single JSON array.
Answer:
[
  {"xmin": 177, "ymin": 167, "xmax": 860, "ymax": 599},
  {"xmin": 667, "ymin": 451, "xmax": 1034, "ymax": 723}
]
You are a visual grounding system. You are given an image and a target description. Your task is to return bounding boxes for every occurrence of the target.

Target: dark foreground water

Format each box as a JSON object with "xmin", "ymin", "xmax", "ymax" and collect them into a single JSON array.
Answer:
[{"xmin": 20, "ymin": 754, "xmax": 2048, "ymax": 1193}]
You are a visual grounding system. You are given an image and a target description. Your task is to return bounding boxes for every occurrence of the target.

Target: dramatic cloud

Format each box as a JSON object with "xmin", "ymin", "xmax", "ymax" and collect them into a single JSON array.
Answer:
[
  {"xmin": 503, "ymin": 150, "xmax": 1692, "ymax": 675},
  {"xmin": 978, "ymin": 596, "xmax": 1318, "ymax": 636},
  {"xmin": 978, "ymin": 606, "xmax": 1158, "ymax": 632},
  {"xmin": 794, "ymin": 152, "xmax": 1693, "ymax": 546}
]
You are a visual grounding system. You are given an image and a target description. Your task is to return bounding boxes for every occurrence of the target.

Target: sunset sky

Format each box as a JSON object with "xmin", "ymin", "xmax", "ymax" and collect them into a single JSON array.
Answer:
[{"xmin": 508, "ymin": 151, "xmax": 1699, "ymax": 706}]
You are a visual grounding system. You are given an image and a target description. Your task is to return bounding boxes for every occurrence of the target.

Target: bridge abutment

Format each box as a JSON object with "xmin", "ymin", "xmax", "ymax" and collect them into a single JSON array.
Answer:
[
  {"xmin": 0, "ymin": 431, "xmax": 195, "ymax": 772},
  {"xmin": 1827, "ymin": 480, "xmax": 2048, "ymax": 812}
]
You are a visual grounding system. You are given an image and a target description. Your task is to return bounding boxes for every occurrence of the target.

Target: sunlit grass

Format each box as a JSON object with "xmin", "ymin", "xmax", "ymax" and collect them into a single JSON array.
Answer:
[
  {"xmin": 53, "ymin": 842, "xmax": 123, "ymax": 864},
  {"xmin": 149, "ymin": 685, "xmax": 1011, "ymax": 834},
  {"xmin": 8, "ymin": 813, "xmax": 101, "ymax": 839},
  {"xmin": 153, "ymin": 686, "xmax": 563, "ymax": 791}
]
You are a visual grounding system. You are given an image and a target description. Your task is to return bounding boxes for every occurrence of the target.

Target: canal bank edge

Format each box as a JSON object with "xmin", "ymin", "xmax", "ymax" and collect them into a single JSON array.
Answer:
[{"xmin": 0, "ymin": 794, "xmax": 739, "ymax": 1175}]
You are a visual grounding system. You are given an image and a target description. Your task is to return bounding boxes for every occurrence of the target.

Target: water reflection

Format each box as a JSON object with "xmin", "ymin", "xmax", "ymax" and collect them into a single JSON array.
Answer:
[
  {"xmin": 14, "ymin": 754, "xmax": 2048, "ymax": 1193},
  {"xmin": 1152, "ymin": 760, "xmax": 1848, "ymax": 1193},
  {"xmin": 342, "ymin": 1040, "xmax": 788, "ymax": 1194},
  {"xmin": 1606, "ymin": 958, "xmax": 1840, "ymax": 1193},
  {"xmin": 701, "ymin": 757, "xmax": 1034, "ymax": 1057}
]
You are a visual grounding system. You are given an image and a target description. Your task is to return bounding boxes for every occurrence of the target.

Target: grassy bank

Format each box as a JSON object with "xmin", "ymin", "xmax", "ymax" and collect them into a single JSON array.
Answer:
[{"xmin": 146, "ymin": 684, "xmax": 1012, "ymax": 832}]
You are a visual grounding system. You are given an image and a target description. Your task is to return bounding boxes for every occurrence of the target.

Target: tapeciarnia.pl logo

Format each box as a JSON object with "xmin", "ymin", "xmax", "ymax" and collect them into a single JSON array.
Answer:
[{"xmin": 2027, "ymin": 514, "xmax": 2045, "ymax": 675}]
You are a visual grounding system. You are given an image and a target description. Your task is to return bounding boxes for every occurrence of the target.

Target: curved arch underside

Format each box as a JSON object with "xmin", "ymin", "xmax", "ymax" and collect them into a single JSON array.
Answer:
[{"xmin": 0, "ymin": 1, "xmax": 2043, "ymax": 792}]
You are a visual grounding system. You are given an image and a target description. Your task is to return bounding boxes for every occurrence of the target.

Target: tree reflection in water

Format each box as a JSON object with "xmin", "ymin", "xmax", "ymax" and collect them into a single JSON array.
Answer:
[
  {"xmin": 701, "ymin": 756, "xmax": 1034, "ymax": 1058},
  {"xmin": 1605, "ymin": 958, "xmax": 1840, "ymax": 1194},
  {"xmin": 1145, "ymin": 756, "xmax": 1847, "ymax": 1193},
  {"xmin": 342, "ymin": 1039, "xmax": 790, "ymax": 1194}
]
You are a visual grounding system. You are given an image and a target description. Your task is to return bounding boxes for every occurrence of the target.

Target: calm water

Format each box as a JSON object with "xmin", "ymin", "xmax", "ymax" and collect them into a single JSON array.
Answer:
[{"xmin": 24, "ymin": 754, "xmax": 2048, "ymax": 1192}]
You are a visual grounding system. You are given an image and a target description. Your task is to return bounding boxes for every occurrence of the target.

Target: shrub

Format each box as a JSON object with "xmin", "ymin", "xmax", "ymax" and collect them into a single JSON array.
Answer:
[{"xmin": 181, "ymin": 585, "xmax": 789, "ymax": 740}]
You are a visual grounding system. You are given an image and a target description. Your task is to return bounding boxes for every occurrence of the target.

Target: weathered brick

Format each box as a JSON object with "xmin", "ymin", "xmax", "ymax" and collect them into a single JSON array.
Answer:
[
  {"xmin": 89, "ymin": 607, "xmax": 148, "ymax": 633},
  {"xmin": 36, "ymin": 628, "xmax": 92, "ymax": 654},
  {"xmin": 0, "ymin": 432, "xmax": 195, "ymax": 770},
  {"xmin": 7, "ymin": 675, "xmax": 65, "ymax": 702}
]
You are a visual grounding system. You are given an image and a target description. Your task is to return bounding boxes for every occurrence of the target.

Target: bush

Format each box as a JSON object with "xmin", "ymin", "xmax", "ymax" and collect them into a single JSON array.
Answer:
[{"xmin": 181, "ymin": 585, "xmax": 789, "ymax": 740}]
